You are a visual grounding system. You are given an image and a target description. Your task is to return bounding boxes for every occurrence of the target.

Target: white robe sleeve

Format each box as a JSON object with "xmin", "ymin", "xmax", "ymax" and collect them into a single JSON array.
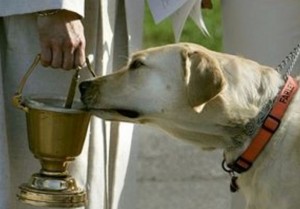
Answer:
[{"xmin": 0, "ymin": 0, "xmax": 84, "ymax": 17}]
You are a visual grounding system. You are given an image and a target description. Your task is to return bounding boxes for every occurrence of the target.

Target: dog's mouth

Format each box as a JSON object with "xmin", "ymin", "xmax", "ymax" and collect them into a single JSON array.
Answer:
[
  {"xmin": 90, "ymin": 108, "xmax": 140, "ymax": 119},
  {"xmin": 115, "ymin": 109, "xmax": 140, "ymax": 118}
]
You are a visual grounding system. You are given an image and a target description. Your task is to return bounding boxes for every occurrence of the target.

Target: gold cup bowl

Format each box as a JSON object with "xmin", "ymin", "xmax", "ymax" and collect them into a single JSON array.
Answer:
[{"xmin": 12, "ymin": 55, "xmax": 94, "ymax": 207}]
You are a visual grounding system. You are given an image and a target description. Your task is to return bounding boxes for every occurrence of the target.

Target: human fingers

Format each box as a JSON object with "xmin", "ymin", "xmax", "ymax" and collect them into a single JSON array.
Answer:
[
  {"xmin": 40, "ymin": 44, "xmax": 52, "ymax": 67},
  {"xmin": 62, "ymin": 45, "xmax": 75, "ymax": 70},
  {"xmin": 74, "ymin": 41, "xmax": 86, "ymax": 68},
  {"xmin": 37, "ymin": 10, "xmax": 85, "ymax": 70},
  {"xmin": 51, "ymin": 44, "xmax": 63, "ymax": 68},
  {"xmin": 63, "ymin": 36, "xmax": 85, "ymax": 69}
]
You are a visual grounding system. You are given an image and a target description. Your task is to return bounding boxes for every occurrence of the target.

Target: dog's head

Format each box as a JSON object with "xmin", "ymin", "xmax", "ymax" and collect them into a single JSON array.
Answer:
[{"xmin": 80, "ymin": 43, "xmax": 225, "ymax": 125}]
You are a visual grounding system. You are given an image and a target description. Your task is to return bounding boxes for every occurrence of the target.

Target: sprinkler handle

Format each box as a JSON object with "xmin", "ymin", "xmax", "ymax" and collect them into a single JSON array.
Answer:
[{"xmin": 12, "ymin": 54, "xmax": 41, "ymax": 112}]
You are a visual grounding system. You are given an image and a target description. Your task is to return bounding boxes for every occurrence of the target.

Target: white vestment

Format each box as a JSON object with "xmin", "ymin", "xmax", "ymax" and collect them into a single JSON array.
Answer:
[{"xmin": 0, "ymin": 0, "xmax": 144, "ymax": 209}]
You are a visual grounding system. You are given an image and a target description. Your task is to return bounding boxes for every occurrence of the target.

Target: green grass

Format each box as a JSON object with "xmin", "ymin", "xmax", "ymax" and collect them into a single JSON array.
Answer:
[{"xmin": 143, "ymin": 0, "xmax": 222, "ymax": 51}]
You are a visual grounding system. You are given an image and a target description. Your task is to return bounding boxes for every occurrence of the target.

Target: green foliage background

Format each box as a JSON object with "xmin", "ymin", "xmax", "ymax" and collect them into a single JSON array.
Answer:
[{"xmin": 143, "ymin": 0, "xmax": 222, "ymax": 51}]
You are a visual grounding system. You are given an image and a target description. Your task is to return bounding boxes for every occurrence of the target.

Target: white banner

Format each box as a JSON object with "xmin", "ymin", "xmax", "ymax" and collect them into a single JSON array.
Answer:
[{"xmin": 147, "ymin": 0, "xmax": 208, "ymax": 42}]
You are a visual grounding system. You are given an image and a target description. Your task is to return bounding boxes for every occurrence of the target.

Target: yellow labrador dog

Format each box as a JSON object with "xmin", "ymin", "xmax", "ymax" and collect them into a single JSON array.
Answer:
[{"xmin": 80, "ymin": 43, "xmax": 300, "ymax": 209}]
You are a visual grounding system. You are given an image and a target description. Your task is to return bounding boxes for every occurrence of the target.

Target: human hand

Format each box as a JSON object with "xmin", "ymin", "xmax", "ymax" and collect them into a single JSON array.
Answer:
[{"xmin": 37, "ymin": 10, "xmax": 86, "ymax": 70}]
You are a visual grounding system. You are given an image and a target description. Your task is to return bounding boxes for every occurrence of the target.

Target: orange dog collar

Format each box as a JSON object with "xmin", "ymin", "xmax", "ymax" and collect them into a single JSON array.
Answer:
[{"xmin": 228, "ymin": 76, "xmax": 299, "ymax": 173}]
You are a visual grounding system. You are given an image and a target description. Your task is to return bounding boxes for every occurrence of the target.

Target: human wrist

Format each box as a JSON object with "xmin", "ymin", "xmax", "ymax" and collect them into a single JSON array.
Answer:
[
  {"xmin": 37, "ymin": 9, "xmax": 61, "ymax": 17},
  {"xmin": 37, "ymin": 9, "xmax": 82, "ymax": 20}
]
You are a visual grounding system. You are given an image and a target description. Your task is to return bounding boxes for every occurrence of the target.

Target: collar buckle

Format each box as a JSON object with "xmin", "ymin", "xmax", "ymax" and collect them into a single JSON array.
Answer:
[{"xmin": 228, "ymin": 157, "xmax": 252, "ymax": 174}]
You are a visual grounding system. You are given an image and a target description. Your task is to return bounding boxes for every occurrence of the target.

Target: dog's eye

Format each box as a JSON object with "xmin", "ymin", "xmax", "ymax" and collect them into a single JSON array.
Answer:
[{"xmin": 129, "ymin": 59, "xmax": 144, "ymax": 70}]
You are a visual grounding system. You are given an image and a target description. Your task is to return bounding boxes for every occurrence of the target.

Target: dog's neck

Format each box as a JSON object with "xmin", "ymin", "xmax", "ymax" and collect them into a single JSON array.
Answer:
[
  {"xmin": 219, "ymin": 64, "xmax": 286, "ymax": 165},
  {"xmin": 218, "ymin": 75, "xmax": 298, "ymax": 197},
  {"xmin": 223, "ymin": 98, "xmax": 275, "ymax": 163}
]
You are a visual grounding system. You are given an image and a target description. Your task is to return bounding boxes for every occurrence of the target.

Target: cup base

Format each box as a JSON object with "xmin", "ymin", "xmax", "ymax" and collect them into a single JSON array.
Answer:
[{"xmin": 17, "ymin": 173, "xmax": 87, "ymax": 208}]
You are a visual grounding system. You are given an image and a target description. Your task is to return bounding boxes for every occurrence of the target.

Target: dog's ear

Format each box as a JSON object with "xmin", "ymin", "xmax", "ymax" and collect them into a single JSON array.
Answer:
[{"xmin": 182, "ymin": 49, "xmax": 225, "ymax": 112}]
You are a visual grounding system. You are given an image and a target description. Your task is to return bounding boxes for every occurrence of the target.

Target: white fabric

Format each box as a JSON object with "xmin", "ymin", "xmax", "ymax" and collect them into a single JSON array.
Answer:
[
  {"xmin": 221, "ymin": 0, "xmax": 300, "ymax": 208},
  {"xmin": 0, "ymin": 0, "xmax": 85, "ymax": 17},
  {"xmin": 0, "ymin": 0, "xmax": 144, "ymax": 209}
]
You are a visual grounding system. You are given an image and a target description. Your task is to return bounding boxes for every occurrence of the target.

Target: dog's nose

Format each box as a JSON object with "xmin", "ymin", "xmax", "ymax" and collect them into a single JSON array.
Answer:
[{"xmin": 79, "ymin": 81, "xmax": 91, "ymax": 95}]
